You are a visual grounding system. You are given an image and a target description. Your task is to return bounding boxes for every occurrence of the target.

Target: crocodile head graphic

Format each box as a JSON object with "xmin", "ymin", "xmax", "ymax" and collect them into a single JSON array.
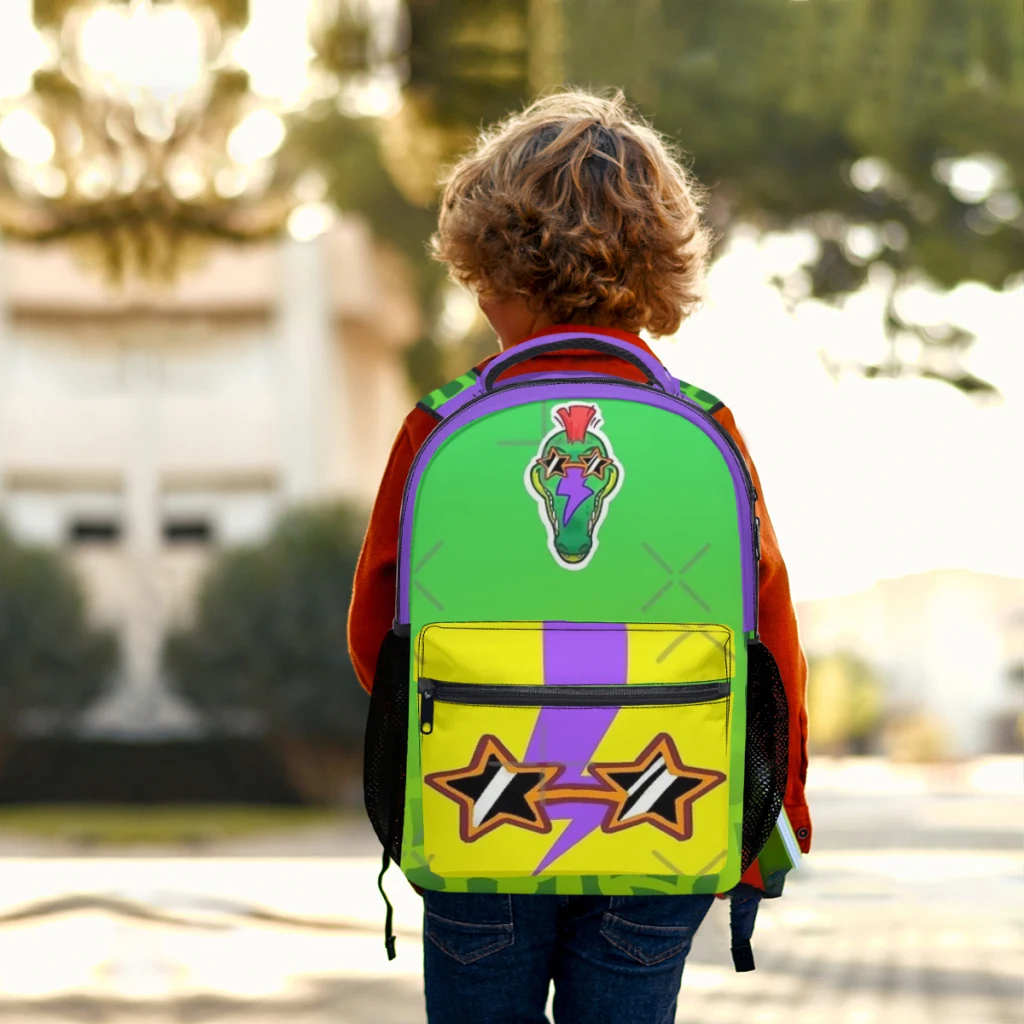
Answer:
[{"xmin": 528, "ymin": 404, "xmax": 621, "ymax": 568}]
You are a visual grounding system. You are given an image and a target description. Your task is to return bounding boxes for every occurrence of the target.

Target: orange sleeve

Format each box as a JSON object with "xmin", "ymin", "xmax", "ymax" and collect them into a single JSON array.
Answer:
[
  {"xmin": 347, "ymin": 422, "xmax": 418, "ymax": 693},
  {"xmin": 714, "ymin": 405, "xmax": 812, "ymax": 854}
]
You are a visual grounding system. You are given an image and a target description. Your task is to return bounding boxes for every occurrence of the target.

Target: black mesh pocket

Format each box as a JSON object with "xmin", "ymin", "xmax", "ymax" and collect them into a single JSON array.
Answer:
[
  {"xmin": 741, "ymin": 640, "xmax": 789, "ymax": 872},
  {"xmin": 363, "ymin": 628, "xmax": 410, "ymax": 862}
]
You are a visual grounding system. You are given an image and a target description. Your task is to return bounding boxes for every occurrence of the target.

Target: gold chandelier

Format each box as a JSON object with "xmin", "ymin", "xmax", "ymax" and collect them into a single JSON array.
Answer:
[{"xmin": 0, "ymin": 0, "xmax": 397, "ymax": 280}]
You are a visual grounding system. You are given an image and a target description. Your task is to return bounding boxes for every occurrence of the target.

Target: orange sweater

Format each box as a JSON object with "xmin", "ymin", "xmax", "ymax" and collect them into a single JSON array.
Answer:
[{"xmin": 348, "ymin": 326, "xmax": 812, "ymax": 856}]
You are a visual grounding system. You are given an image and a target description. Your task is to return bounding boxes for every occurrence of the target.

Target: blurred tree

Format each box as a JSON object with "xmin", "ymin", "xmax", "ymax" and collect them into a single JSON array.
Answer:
[
  {"xmin": 806, "ymin": 651, "xmax": 884, "ymax": 755},
  {"xmin": 295, "ymin": 0, "xmax": 545, "ymax": 391},
  {"xmin": 165, "ymin": 503, "xmax": 368, "ymax": 747},
  {"xmin": 0, "ymin": 528, "xmax": 116, "ymax": 733},
  {"xmin": 5, "ymin": 2, "xmax": 1018, "ymax": 392},
  {"xmin": 300, "ymin": 0, "xmax": 1021, "ymax": 396},
  {"xmin": 563, "ymin": 0, "xmax": 1023, "ymax": 396}
]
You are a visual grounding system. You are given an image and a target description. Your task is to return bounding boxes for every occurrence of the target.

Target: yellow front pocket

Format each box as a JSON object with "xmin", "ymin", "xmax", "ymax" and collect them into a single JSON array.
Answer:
[
  {"xmin": 416, "ymin": 620, "xmax": 735, "ymax": 881},
  {"xmin": 420, "ymin": 686, "xmax": 732, "ymax": 880}
]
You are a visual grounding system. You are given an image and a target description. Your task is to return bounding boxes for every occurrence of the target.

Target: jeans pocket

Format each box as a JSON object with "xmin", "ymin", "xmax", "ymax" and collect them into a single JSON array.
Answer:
[
  {"xmin": 599, "ymin": 895, "xmax": 710, "ymax": 967},
  {"xmin": 424, "ymin": 892, "xmax": 514, "ymax": 965}
]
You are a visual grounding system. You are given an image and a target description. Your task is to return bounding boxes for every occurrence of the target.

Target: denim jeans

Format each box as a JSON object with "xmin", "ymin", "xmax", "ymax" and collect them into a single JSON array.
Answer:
[{"xmin": 422, "ymin": 890, "xmax": 715, "ymax": 1024}]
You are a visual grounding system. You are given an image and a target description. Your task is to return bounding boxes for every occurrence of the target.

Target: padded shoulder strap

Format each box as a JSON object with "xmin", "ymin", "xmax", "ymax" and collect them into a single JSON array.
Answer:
[
  {"xmin": 678, "ymin": 378, "xmax": 723, "ymax": 414},
  {"xmin": 416, "ymin": 368, "xmax": 482, "ymax": 420}
]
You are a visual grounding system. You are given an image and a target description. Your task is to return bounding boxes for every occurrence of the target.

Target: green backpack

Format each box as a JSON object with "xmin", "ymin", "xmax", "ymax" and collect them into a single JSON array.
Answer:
[{"xmin": 364, "ymin": 334, "xmax": 790, "ymax": 963}]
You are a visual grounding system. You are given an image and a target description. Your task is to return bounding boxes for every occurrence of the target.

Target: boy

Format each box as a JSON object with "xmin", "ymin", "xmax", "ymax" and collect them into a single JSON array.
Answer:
[{"xmin": 349, "ymin": 89, "xmax": 810, "ymax": 1024}]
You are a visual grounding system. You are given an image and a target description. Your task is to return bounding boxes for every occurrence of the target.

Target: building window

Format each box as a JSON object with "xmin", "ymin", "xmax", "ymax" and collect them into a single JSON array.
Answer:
[
  {"xmin": 69, "ymin": 518, "xmax": 122, "ymax": 544},
  {"xmin": 163, "ymin": 518, "xmax": 214, "ymax": 544}
]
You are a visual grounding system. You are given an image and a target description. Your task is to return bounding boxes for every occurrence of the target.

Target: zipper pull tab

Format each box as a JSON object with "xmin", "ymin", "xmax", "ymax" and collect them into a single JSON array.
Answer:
[
  {"xmin": 418, "ymin": 679, "xmax": 435, "ymax": 734},
  {"xmin": 754, "ymin": 516, "xmax": 762, "ymax": 562}
]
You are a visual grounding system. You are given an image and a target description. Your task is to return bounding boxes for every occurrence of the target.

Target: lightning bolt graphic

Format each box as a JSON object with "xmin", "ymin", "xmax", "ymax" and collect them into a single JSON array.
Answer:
[
  {"xmin": 534, "ymin": 796, "xmax": 609, "ymax": 874},
  {"xmin": 556, "ymin": 468, "xmax": 592, "ymax": 525},
  {"xmin": 525, "ymin": 622, "xmax": 627, "ymax": 874}
]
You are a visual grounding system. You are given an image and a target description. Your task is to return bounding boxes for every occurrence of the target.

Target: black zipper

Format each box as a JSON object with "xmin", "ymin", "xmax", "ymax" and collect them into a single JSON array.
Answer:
[
  {"xmin": 417, "ymin": 679, "xmax": 731, "ymax": 734},
  {"xmin": 396, "ymin": 376, "xmax": 759, "ymax": 622}
]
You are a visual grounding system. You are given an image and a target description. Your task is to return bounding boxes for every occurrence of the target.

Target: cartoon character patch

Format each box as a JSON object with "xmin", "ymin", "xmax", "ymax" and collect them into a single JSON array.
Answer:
[{"xmin": 526, "ymin": 404, "xmax": 622, "ymax": 569}]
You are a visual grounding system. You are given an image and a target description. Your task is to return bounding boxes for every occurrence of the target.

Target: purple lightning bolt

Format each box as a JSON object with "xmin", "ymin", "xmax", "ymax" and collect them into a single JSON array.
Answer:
[
  {"xmin": 556, "ymin": 468, "xmax": 592, "ymax": 525},
  {"xmin": 525, "ymin": 622, "xmax": 627, "ymax": 874}
]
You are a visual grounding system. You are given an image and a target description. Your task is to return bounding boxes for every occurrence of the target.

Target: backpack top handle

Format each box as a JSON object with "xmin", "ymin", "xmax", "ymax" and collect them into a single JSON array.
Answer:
[{"xmin": 481, "ymin": 332, "xmax": 677, "ymax": 395}]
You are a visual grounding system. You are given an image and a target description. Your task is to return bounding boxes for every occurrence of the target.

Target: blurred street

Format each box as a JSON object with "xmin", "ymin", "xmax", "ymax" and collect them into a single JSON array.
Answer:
[{"xmin": 0, "ymin": 758, "xmax": 1019, "ymax": 1024}]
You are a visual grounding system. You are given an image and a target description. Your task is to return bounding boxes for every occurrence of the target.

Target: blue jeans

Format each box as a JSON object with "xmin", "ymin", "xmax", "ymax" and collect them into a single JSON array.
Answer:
[{"xmin": 422, "ymin": 891, "xmax": 715, "ymax": 1024}]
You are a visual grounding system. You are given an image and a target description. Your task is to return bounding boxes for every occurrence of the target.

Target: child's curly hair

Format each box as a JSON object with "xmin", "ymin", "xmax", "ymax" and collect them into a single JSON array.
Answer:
[{"xmin": 431, "ymin": 89, "xmax": 711, "ymax": 337}]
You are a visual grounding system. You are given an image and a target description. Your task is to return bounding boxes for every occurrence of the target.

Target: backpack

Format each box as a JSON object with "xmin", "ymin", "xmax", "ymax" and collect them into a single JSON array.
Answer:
[{"xmin": 363, "ymin": 333, "xmax": 790, "ymax": 965}]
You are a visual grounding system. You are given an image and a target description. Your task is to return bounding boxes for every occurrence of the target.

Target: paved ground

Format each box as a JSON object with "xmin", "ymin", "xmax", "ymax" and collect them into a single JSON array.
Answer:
[{"xmin": 0, "ymin": 758, "xmax": 1020, "ymax": 1023}]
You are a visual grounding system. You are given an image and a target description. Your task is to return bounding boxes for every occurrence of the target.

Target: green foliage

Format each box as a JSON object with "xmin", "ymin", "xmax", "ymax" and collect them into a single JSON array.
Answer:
[
  {"xmin": 0, "ymin": 528, "xmax": 116, "ymax": 732},
  {"xmin": 287, "ymin": 115, "xmax": 444, "ymax": 300},
  {"xmin": 301, "ymin": 0, "xmax": 1022, "ymax": 396},
  {"xmin": 403, "ymin": 0, "xmax": 533, "ymax": 129},
  {"xmin": 565, "ymin": 0, "xmax": 1023, "ymax": 294},
  {"xmin": 165, "ymin": 504, "xmax": 369, "ymax": 744}
]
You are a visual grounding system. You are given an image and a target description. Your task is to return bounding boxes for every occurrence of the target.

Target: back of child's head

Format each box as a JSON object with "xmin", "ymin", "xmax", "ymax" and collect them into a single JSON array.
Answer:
[{"xmin": 432, "ymin": 89, "xmax": 711, "ymax": 337}]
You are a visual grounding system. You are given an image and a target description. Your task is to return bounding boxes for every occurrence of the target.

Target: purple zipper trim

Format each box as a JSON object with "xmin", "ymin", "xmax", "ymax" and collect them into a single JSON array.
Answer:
[
  {"xmin": 399, "ymin": 381, "xmax": 757, "ymax": 631},
  {"xmin": 433, "ymin": 371, "xmax": 657, "ymax": 420},
  {"xmin": 434, "ymin": 332, "xmax": 680, "ymax": 421},
  {"xmin": 483, "ymin": 331, "xmax": 678, "ymax": 393}
]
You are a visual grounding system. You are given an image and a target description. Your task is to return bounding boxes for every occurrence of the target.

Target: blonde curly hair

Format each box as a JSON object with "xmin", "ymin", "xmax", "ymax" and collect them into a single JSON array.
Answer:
[{"xmin": 431, "ymin": 89, "xmax": 711, "ymax": 337}]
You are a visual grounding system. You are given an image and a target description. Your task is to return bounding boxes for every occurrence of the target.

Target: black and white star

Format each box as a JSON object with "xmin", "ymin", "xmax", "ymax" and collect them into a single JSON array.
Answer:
[
  {"xmin": 589, "ymin": 734, "xmax": 726, "ymax": 841},
  {"xmin": 425, "ymin": 736, "xmax": 560, "ymax": 842},
  {"xmin": 539, "ymin": 447, "xmax": 571, "ymax": 478},
  {"xmin": 581, "ymin": 447, "xmax": 613, "ymax": 480}
]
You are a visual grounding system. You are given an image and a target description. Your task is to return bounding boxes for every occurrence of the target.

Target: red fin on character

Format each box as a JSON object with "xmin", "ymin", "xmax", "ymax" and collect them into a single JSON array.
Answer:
[{"xmin": 555, "ymin": 405, "xmax": 597, "ymax": 444}]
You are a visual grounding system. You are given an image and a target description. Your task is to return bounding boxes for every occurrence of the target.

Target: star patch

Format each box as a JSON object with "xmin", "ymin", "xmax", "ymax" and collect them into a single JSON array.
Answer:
[
  {"xmin": 425, "ymin": 736, "xmax": 561, "ymax": 842},
  {"xmin": 588, "ymin": 733, "xmax": 726, "ymax": 841}
]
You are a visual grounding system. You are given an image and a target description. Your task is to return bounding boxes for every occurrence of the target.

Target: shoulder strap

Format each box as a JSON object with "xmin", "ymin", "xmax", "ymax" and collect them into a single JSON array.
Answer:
[
  {"xmin": 677, "ymin": 378, "xmax": 724, "ymax": 414},
  {"xmin": 416, "ymin": 368, "xmax": 482, "ymax": 420}
]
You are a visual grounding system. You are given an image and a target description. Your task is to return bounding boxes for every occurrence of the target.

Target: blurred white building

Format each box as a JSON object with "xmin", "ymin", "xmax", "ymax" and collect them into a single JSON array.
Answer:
[
  {"xmin": 797, "ymin": 569, "xmax": 1024, "ymax": 756},
  {"xmin": 0, "ymin": 221, "xmax": 419, "ymax": 736}
]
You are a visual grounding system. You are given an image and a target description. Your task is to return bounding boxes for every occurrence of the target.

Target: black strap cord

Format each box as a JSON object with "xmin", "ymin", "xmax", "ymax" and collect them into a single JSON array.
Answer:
[
  {"xmin": 731, "ymin": 938, "xmax": 755, "ymax": 973},
  {"xmin": 377, "ymin": 849, "xmax": 396, "ymax": 960},
  {"xmin": 729, "ymin": 887, "xmax": 761, "ymax": 972}
]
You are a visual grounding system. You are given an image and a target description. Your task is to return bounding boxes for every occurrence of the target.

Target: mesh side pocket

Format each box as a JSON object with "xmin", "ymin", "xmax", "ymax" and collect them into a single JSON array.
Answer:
[
  {"xmin": 741, "ymin": 640, "xmax": 789, "ymax": 872},
  {"xmin": 363, "ymin": 629, "xmax": 410, "ymax": 862}
]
